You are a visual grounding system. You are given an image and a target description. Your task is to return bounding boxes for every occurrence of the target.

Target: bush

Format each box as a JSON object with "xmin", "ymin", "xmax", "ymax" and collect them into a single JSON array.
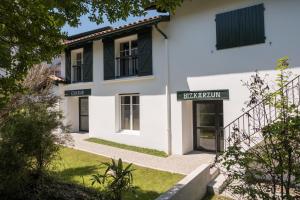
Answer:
[
  {"xmin": 91, "ymin": 158, "xmax": 135, "ymax": 200},
  {"xmin": 0, "ymin": 64, "xmax": 70, "ymax": 199}
]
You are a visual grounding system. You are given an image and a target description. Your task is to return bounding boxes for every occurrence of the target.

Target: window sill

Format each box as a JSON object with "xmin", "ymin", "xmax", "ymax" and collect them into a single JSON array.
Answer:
[
  {"xmin": 103, "ymin": 75, "xmax": 155, "ymax": 84},
  {"xmin": 65, "ymin": 81, "xmax": 94, "ymax": 86},
  {"xmin": 115, "ymin": 130, "xmax": 140, "ymax": 136}
]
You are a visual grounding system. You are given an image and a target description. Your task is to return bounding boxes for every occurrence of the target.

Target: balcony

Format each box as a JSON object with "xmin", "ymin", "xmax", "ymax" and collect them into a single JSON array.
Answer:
[
  {"xmin": 72, "ymin": 64, "xmax": 83, "ymax": 83},
  {"xmin": 115, "ymin": 56, "xmax": 138, "ymax": 79}
]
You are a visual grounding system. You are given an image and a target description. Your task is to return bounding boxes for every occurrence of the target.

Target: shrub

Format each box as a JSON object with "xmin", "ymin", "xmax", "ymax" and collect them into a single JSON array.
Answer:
[{"xmin": 91, "ymin": 158, "xmax": 135, "ymax": 200}]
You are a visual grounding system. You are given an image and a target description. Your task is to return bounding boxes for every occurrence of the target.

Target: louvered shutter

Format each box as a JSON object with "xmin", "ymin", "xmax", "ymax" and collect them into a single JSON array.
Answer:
[
  {"xmin": 83, "ymin": 42, "xmax": 93, "ymax": 82},
  {"xmin": 138, "ymin": 28, "xmax": 153, "ymax": 76},
  {"xmin": 103, "ymin": 39, "xmax": 115, "ymax": 80},
  {"xmin": 216, "ymin": 4, "xmax": 265, "ymax": 50},
  {"xmin": 65, "ymin": 49, "xmax": 71, "ymax": 83}
]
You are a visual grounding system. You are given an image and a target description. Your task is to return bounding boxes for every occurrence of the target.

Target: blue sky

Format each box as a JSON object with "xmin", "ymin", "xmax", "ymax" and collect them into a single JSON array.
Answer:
[{"xmin": 62, "ymin": 10, "xmax": 161, "ymax": 36}]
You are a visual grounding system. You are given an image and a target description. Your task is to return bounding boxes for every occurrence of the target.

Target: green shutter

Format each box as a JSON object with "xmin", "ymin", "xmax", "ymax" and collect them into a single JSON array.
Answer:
[
  {"xmin": 103, "ymin": 39, "xmax": 115, "ymax": 80},
  {"xmin": 65, "ymin": 49, "xmax": 71, "ymax": 83},
  {"xmin": 83, "ymin": 42, "xmax": 93, "ymax": 82},
  {"xmin": 216, "ymin": 4, "xmax": 265, "ymax": 50},
  {"xmin": 138, "ymin": 27, "xmax": 153, "ymax": 76}
]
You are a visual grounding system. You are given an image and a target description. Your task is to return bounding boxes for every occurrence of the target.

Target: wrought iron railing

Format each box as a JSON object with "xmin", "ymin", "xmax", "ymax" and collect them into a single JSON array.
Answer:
[
  {"xmin": 72, "ymin": 64, "xmax": 83, "ymax": 83},
  {"xmin": 221, "ymin": 74, "xmax": 300, "ymax": 151},
  {"xmin": 115, "ymin": 56, "xmax": 138, "ymax": 78}
]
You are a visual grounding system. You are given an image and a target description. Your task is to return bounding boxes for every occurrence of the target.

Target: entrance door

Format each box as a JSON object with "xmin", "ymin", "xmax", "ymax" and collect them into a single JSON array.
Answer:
[
  {"xmin": 79, "ymin": 97, "xmax": 89, "ymax": 132},
  {"xmin": 193, "ymin": 101, "xmax": 223, "ymax": 152}
]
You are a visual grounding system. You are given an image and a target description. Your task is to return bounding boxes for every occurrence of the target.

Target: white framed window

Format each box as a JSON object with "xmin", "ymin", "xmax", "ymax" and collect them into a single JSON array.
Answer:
[
  {"xmin": 71, "ymin": 48, "xmax": 83, "ymax": 83},
  {"xmin": 115, "ymin": 35, "xmax": 138, "ymax": 78},
  {"xmin": 119, "ymin": 94, "xmax": 140, "ymax": 131}
]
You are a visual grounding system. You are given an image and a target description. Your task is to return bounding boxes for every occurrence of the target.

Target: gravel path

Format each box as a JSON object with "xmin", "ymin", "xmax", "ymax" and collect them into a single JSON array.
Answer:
[{"xmin": 67, "ymin": 132, "xmax": 215, "ymax": 175}]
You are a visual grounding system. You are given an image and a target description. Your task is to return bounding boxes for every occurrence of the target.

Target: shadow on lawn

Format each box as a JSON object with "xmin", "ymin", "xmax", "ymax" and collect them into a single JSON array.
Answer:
[
  {"xmin": 124, "ymin": 187, "xmax": 161, "ymax": 200},
  {"xmin": 53, "ymin": 165, "xmax": 99, "ymax": 182},
  {"xmin": 53, "ymin": 165, "xmax": 162, "ymax": 200}
]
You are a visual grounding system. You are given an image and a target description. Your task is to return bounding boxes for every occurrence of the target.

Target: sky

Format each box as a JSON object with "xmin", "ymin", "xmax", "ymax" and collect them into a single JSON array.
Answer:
[{"xmin": 62, "ymin": 10, "xmax": 162, "ymax": 36}]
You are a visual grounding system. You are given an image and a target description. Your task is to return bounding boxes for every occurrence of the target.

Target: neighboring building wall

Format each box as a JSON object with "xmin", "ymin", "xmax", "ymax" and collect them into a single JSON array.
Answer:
[{"xmin": 166, "ymin": 0, "xmax": 300, "ymax": 154}]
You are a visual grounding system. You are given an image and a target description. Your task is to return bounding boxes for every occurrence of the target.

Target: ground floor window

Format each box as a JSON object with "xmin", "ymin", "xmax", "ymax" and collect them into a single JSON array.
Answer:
[{"xmin": 120, "ymin": 94, "xmax": 140, "ymax": 131}]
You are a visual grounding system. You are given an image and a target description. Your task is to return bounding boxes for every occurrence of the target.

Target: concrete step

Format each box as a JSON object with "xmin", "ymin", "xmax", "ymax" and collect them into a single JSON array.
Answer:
[
  {"xmin": 207, "ymin": 173, "xmax": 229, "ymax": 195},
  {"xmin": 209, "ymin": 167, "xmax": 220, "ymax": 180}
]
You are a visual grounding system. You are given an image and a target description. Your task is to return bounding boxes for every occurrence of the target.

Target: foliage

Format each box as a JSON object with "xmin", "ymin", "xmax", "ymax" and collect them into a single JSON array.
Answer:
[
  {"xmin": 0, "ymin": 64, "xmax": 70, "ymax": 199},
  {"xmin": 91, "ymin": 158, "xmax": 135, "ymax": 200},
  {"xmin": 86, "ymin": 137, "xmax": 168, "ymax": 157},
  {"xmin": 217, "ymin": 57, "xmax": 300, "ymax": 199},
  {"xmin": 0, "ymin": 0, "xmax": 183, "ymax": 109},
  {"xmin": 23, "ymin": 176, "xmax": 103, "ymax": 200}
]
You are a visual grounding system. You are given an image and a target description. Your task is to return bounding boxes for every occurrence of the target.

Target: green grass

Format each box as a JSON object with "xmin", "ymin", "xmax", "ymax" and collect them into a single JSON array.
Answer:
[
  {"xmin": 51, "ymin": 147, "xmax": 184, "ymax": 200},
  {"xmin": 86, "ymin": 137, "xmax": 168, "ymax": 157},
  {"xmin": 202, "ymin": 194, "xmax": 233, "ymax": 200}
]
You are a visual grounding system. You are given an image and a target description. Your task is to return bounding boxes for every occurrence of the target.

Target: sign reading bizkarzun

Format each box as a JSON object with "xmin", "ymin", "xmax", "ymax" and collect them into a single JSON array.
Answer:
[
  {"xmin": 65, "ymin": 89, "xmax": 91, "ymax": 97},
  {"xmin": 177, "ymin": 89, "xmax": 229, "ymax": 101}
]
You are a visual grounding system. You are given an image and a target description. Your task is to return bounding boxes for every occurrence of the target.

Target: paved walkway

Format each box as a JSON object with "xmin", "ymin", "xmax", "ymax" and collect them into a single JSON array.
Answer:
[{"xmin": 67, "ymin": 133, "xmax": 215, "ymax": 175}]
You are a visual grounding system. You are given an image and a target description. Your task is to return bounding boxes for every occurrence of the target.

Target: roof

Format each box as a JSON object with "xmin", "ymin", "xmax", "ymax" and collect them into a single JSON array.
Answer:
[
  {"xmin": 65, "ymin": 15, "xmax": 170, "ymax": 46},
  {"xmin": 67, "ymin": 26, "xmax": 112, "ymax": 40}
]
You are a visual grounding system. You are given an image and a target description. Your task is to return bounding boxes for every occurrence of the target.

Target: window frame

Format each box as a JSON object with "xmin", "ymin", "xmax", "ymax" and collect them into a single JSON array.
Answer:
[
  {"xmin": 115, "ymin": 35, "xmax": 138, "ymax": 78},
  {"xmin": 71, "ymin": 48, "xmax": 84, "ymax": 83},
  {"xmin": 119, "ymin": 94, "xmax": 140, "ymax": 132}
]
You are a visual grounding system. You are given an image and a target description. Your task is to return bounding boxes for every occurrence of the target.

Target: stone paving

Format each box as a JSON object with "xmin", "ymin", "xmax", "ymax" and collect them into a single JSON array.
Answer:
[{"xmin": 67, "ymin": 132, "xmax": 215, "ymax": 175}]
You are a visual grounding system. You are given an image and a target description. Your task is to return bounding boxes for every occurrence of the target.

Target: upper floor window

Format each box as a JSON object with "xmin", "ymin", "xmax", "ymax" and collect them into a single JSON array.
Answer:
[
  {"xmin": 216, "ymin": 4, "xmax": 265, "ymax": 50},
  {"xmin": 71, "ymin": 49, "xmax": 83, "ymax": 83},
  {"xmin": 65, "ymin": 43, "xmax": 93, "ymax": 84},
  {"xmin": 115, "ymin": 35, "xmax": 138, "ymax": 78},
  {"xmin": 103, "ymin": 28, "xmax": 153, "ymax": 81}
]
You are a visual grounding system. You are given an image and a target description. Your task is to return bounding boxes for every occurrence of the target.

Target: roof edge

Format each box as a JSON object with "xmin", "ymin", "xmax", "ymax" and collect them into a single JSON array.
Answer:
[{"xmin": 65, "ymin": 15, "xmax": 170, "ymax": 46}]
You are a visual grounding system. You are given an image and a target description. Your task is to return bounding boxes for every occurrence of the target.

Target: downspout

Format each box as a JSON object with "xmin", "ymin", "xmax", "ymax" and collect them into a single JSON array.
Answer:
[{"xmin": 154, "ymin": 24, "xmax": 172, "ymax": 155}]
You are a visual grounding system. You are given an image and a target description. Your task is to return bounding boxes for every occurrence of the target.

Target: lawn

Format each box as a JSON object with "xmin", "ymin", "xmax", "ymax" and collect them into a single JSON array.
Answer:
[
  {"xmin": 51, "ymin": 147, "xmax": 183, "ymax": 200},
  {"xmin": 86, "ymin": 137, "xmax": 168, "ymax": 157},
  {"xmin": 203, "ymin": 194, "xmax": 232, "ymax": 200}
]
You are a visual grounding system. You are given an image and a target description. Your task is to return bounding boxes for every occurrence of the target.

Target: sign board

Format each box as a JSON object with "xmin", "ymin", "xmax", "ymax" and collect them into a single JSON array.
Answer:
[
  {"xmin": 177, "ymin": 89, "xmax": 229, "ymax": 101},
  {"xmin": 65, "ymin": 89, "xmax": 91, "ymax": 97}
]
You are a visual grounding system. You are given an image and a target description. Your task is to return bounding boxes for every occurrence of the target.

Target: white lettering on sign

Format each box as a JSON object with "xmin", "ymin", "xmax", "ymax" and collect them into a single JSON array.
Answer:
[
  {"xmin": 71, "ymin": 90, "xmax": 84, "ymax": 96},
  {"xmin": 182, "ymin": 91, "xmax": 224, "ymax": 100}
]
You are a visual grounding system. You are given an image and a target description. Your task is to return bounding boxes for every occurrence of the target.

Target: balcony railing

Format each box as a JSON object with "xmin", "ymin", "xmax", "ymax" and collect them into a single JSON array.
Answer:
[
  {"xmin": 115, "ymin": 56, "xmax": 138, "ymax": 78},
  {"xmin": 72, "ymin": 64, "xmax": 83, "ymax": 83}
]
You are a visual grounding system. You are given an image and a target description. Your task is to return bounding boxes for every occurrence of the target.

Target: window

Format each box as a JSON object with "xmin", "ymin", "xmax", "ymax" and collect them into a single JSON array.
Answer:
[
  {"xmin": 216, "ymin": 4, "xmax": 265, "ymax": 50},
  {"xmin": 71, "ymin": 49, "xmax": 83, "ymax": 82},
  {"xmin": 120, "ymin": 95, "xmax": 140, "ymax": 131},
  {"xmin": 115, "ymin": 37, "xmax": 138, "ymax": 78}
]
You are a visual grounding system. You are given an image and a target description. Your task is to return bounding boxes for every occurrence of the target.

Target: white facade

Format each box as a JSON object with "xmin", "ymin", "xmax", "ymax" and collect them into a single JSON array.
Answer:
[{"xmin": 60, "ymin": 0, "xmax": 300, "ymax": 155}]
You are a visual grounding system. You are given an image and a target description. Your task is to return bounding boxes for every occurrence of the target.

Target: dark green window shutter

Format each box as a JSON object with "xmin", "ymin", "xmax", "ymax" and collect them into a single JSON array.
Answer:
[
  {"xmin": 138, "ymin": 28, "xmax": 153, "ymax": 76},
  {"xmin": 65, "ymin": 49, "xmax": 71, "ymax": 83},
  {"xmin": 103, "ymin": 39, "xmax": 115, "ymax": 80},
  {"xmin": 216, "ymin": 4, "xmax": 265, "ymax": 50},
  {"xmin": 83, "ymin": 42, "xmax": 93, "ymax": 82}
]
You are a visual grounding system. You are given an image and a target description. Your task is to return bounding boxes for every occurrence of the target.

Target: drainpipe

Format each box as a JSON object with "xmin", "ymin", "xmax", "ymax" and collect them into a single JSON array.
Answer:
[{"xmin": 154, "ymin": 24, "xmax": 172, "ymax": 155}]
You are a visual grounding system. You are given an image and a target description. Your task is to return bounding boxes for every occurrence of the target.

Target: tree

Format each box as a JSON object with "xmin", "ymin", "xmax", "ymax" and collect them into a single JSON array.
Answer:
[
  {"xmin": 0, "ymin": 64, "xmax": 70, "ymax": 199},
  {"xmin": 0, "ymin": 0, "xmax": 183, "ymax": 109},
  {"xmin": 217, "ymin": 57, "xmax": 300, "ymax": 199}
]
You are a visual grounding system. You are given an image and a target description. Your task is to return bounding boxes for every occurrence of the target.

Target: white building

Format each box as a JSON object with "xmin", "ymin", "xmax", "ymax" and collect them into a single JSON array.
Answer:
[{"xmin": 59, "ymin": 0, "xmax": 300, "ymax": 155}]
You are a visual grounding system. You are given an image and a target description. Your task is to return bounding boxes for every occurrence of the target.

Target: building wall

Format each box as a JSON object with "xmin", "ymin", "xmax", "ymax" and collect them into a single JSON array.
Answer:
[
  {"xmin": 60, "ymin": 25, "xmax": 170, "ymax": 152},
  {"xmin": 166, "ymin": 0, "xmax": 300, "ymax": 154},
  {"xmin": 60, "ymin": 0, "xmax": 300, "ymax": 155}
]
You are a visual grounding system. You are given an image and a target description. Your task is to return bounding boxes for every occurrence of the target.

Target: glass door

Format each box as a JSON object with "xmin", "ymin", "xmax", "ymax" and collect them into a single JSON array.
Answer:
[
  {"xmin": 193, "ymin": 101, "xmax": 223, "ymax": 152},
  {"xmin": 79, "ymin": 97, "xmax": 89, "ymax": 132}
]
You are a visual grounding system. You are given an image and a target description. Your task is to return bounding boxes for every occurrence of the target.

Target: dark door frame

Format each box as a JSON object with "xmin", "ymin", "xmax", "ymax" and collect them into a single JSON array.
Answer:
[
  {"xmin": 79, "ymin": 96, "xmax": 89, "ymax": 132},
  {"xmin": 192, "ymin": 100, "xmax": 223, "ymax": 152}
]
